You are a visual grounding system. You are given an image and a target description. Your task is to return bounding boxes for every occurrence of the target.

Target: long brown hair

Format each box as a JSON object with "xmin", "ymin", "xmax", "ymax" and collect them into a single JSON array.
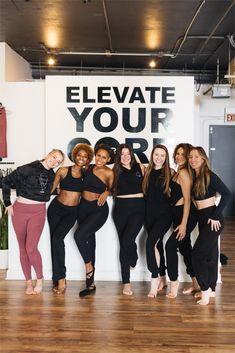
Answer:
[
  {"xmin": 189, "ymin": 146, "xmax": 211, "ymax": 198},
  {"xmin": 172, "ymin": 143, "xmax": 192, "ymax": 182},
  {"xmin": 142, "ymin": 144, "xmax": 171, "ymax": 196},
  {"xmin": 112, "ymin": 144, "xmax": 137, "ymax": 198}
]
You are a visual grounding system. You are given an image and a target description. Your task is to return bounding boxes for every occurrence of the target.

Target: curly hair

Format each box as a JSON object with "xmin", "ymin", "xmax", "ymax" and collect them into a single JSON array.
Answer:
[{"xmin": 71, "ymin": 143, "xmax": 94, "ymax": 163}]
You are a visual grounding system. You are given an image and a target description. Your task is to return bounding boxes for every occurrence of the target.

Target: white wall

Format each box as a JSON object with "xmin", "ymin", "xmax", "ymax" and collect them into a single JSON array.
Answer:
[{"xmin": 5, "ymin": 43, "xmax": 32, "ymax": 82}]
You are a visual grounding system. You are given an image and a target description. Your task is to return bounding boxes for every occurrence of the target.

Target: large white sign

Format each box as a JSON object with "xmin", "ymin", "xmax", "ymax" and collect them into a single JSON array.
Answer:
[{"xmin": 46, "ymin": 76, "xmax": 194, "ymax": 161}]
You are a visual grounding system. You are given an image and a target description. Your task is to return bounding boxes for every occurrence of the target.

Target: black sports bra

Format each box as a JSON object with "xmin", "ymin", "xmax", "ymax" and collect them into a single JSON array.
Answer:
[
  {"xmin": 83, "ymin": 165, "xmax": 107, "ymax": 194},
  {"xmin": 60, "ymin": 166, "xmax": 83, "ymax": 192}
]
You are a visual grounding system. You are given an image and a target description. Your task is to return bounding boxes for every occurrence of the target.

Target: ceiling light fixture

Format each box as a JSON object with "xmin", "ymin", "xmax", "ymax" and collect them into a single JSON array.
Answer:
[
  {"xmin": 47, "ymin": 56, "xmax": 56, "ymax": 66},
  {"xmin": 149, "ymin": 59, "xmax": 156, "ymax": 68}
]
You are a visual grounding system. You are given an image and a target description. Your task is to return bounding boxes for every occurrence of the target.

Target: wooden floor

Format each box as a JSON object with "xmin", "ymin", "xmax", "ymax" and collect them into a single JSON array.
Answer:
[{"xmin": 0, "ymin": 218, "xmax": 235, "ymax": 353}]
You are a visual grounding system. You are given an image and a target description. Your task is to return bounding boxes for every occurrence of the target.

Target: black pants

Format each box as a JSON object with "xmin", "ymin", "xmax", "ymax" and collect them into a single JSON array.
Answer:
[
  {"xmin": 113, "ymin": 198, "xmax": 145, "ymax": 284},
  {"xmin": 166, "ymin": 203, "xmax": 198, "ymax": 281},
  {"xmin": 74, "ymin": 198, "xmax": 109, "ymax": 265},
  {"xmin": 192, "ymin": 206, "xmax": 223, "ymax": 291},
  {"xmin": 47, "ymin": 198, "xmax": 78, "ymax": 282},
  {"xmin": 145, "ymin": 206, "xmax": 172, "ymax": 278}
]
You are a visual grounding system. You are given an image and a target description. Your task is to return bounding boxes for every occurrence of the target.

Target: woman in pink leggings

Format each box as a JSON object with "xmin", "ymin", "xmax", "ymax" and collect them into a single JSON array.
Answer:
[{"xmin": 2, "ymin": 149, "xmax": 64, "ymax": 295}]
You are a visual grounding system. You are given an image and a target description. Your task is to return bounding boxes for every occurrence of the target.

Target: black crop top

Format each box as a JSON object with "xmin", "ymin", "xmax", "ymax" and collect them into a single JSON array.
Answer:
[
  {"xmin": 170, "ymin": 180, "xmax": 183, "ymax": 206},
  {"xmin": 83, "ymin": 165, "xmax": 107, "ymax": 194},
  {"xmin": 192, "ymin": 171, "xmax": 230, "ymax": 219},
  {"xmin": 145, "ymin": 168, "xmax": 171, "ymax": 213},
  {"xmin": 116, "ymin": 163, "xmax": 143, "ymax": 196},
  {"xmin": 60, "ymin": 166, "xmax": 83, "ymax": 192}
]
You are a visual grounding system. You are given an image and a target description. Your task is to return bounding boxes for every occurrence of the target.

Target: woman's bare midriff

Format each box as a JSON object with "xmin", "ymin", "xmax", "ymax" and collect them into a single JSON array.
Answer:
[
  {"xmin": 116, "ymin": 193, "xmax": 144, "ymax": 199},
  {"xmin": 56, "ymin": 190, "xmax": 82, "ymax": 206},
  {"xmin": 195, "ymin": 196, "xmax": 215, "ymax": 210},
  {"xmin": 17, "ymin": 196, "xmax": 45, "ymax": 204},
  {"xmin": 82, "ymin": 190, "xmax": 101, "ymax": 201}
]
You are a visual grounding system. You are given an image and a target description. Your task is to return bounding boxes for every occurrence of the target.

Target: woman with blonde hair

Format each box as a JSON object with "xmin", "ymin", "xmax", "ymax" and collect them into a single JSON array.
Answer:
[
  {"xmin": 189, "ymin": 146, "xmax": 230, "ymax": 305},
  {"xmin": 143, "ymin": 144, "xmax": 172, "ymax": 298},
  {"xmin": 2, "ymin": 149, "xmax": 64, "ymax": 295}
]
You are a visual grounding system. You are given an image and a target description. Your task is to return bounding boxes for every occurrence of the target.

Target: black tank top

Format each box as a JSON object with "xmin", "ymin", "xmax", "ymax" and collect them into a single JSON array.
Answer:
[
  {"xmin": 60, "ymin": 166, "xmax": 83, "ymax": 192},
  {"xmin": 170, "ymin": 180, "xmax": 183, "ymax": 205},
  {"xmin": 117, "ymin": 163, "xmax": 143, "ymax": 195},
  {"xmin": 145, "ymin": 168, "xmax": 171, "ymax": 212},
  {"xmin": 83, "ymin": 165, "xmax": 107, "ymax": 194}
]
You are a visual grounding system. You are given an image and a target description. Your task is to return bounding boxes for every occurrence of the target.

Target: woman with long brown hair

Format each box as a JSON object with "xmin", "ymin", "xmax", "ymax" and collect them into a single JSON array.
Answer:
[
  {"xmin": 165, "ymin": 143, "xmax": 198, "ymax": 299},
  {"xmin": 143, "ymin": 144, "xmax": 172, "ymax": 298},
  {"xmin": 112, "ymin": 143, "xmax": 145, "ymax": 296},
  {"xmin": 189, "ymin": 146, "xmax": 230, "ymax": 305}
]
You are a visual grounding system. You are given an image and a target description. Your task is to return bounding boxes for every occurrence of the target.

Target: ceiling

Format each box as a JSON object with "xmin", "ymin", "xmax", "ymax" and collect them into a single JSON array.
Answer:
[{"xmin": 0, "ymin": 0, "xmax": 234, "ymax": 83}]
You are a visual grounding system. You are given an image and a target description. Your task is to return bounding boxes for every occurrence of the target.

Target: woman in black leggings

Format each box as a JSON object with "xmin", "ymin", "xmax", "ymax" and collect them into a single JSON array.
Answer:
[
  {"xmin": 143, "ymin": 144, "xmax": 172, "ymax": 298},
  {"xmin": 165, "ymin": 143, "xmax": 198, "ymax": 299},
  {"xmin": 48, "ymin": 144, "xmax": 93, "ymax": 294},
  {"xmin": 112, "ymin": 144, "xmax": 145, "ymax": 296},
  {"xmin": 189, "ymin": 146, "xmax": 230, "ymax": 305},
  {"xmin": 74, "ymin": 144, "xmax": 114, "ymax": 297}
]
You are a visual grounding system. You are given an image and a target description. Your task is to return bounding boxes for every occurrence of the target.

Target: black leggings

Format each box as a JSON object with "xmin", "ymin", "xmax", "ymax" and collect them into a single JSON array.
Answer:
[
  {"xmin": 165, "ymin": 203, "xmax": 198, "ymax": 281},
  {"xmin": 47, "ymin": 198, "xmax": 78, "ymax": 282},
  {"xmin": 192, "ymin": 206, "xmax": 224, "ymax": 291},
  {"xmin": 145, "ymin": 207, "xmax": 172, "ymax": 278},
  {"xmin": 74, "ymin": 198, "xmax": 109, "ymax": 265},
  {"xmin": 113, "ymin": 198, "xmax": 145, "ymax": 284}
]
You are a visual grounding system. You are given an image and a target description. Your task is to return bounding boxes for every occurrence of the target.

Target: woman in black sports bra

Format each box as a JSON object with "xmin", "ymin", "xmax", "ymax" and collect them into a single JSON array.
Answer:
[
  {"xmin": 165, "ymin": 143, "xmax": 199, "ymax": 299},
  {"xmin": 48, "ymin": 144, "xmax": 94, "ymax": 294},
  {"xmin": 74, "ymin": 144, "xmax": 114, "ymax": 297},
  {"xmin": 189, "ymin": 146, "xmax": 230, "ymax": 305},
  {"xmin": 112, "ymin": 144, "xmax": 145, "ymax": 296}
]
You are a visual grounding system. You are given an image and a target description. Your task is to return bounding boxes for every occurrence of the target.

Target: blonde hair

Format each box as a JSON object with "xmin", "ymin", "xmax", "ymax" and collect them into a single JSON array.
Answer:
[{"xmin": 190, "ymin": 146, "xmax": 211, "ymax": 198}]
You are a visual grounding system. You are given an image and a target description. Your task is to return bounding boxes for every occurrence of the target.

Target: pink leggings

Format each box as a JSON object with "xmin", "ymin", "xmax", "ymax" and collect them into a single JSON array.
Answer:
[{"xmin": 12, "ymin": 201, "xmax": 46, "ymax": 280}]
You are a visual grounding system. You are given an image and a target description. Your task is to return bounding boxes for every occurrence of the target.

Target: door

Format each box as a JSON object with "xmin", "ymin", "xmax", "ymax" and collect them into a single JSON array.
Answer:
[{"xmin": 209, "ymin": 125, "xmax": 235, "ymax": 217}]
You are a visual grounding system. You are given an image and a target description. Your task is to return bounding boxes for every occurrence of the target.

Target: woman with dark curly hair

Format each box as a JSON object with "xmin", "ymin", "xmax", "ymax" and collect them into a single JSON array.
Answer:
[
  {"xmin": 74, "ymin": 144, "xmax": 114, "ymax": 297},
  {"xmin": 112, "ymin": 144, "xmax": 145, "ymax": 296},
  {"xmin": 48, "ymin": 143, "xmax": 94, "ymax": 295}
]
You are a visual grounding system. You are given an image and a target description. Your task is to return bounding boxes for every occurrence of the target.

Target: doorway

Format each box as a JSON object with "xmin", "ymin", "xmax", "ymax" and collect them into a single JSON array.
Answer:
[{"xmin": 209, "ymin": 125, "xmax": 235, "ymax": 217}]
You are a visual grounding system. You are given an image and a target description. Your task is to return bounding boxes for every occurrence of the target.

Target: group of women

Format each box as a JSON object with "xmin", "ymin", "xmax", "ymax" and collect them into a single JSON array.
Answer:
[{"xmin": 2, "ymin": 142, "xmax": 230, "ymax": 305}]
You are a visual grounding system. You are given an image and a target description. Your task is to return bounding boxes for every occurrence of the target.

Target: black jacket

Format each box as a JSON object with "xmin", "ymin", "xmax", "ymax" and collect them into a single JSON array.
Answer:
[{"xmin": 2, "ymin": 160, "xmax": 55, "ymax": 207}]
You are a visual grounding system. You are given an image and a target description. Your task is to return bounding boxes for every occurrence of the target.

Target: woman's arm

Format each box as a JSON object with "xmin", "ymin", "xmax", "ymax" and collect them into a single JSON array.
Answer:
[
  {"xmin": 97, "ymin": 169, "xmax": 114, "ymax": 206},
  {"xmin": 50, "ymin": 167, "xmax": 67, "ymax": 194},
  {"xmin": 174, "ymin": 169, "xmax": 191, "ymax": 240}
]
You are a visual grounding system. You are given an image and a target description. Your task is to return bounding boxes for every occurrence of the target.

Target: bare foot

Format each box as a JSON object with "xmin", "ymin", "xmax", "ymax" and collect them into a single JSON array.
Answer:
[
  {"xmin": 25, "ymin": 280, "xmax": 34, "ymax": 295},
  {"xmin": 33, "ymin": 278, "xmax": 43, "ymax": 294},
  {"xmin": 194, "ymin": 290, "xmax": 215, "ymax": 299},
  {"xmin": 123, "ymin": 283, "xmax": 133, "ymax": 296},
  {"xmin": 197, "ymin": 288, "xmax": 211, "ymax": 305},
  {"xmin": 166, "ymin": 280, "xmax": 179, "ymax": 299},
  {"xmin": 157, "ymin": 276, "xmax": 167, "ymax": 292},
  {"xmin": 183, "ymin": 277, "xmax": 200, "ymax": 294},
  {"xmin": 55, "ymin": 278, "xmax": 66, "ymax": 295},
  {"xmin": 148, "ymin": 277, "xmax": 160, "ymax": 298}
]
